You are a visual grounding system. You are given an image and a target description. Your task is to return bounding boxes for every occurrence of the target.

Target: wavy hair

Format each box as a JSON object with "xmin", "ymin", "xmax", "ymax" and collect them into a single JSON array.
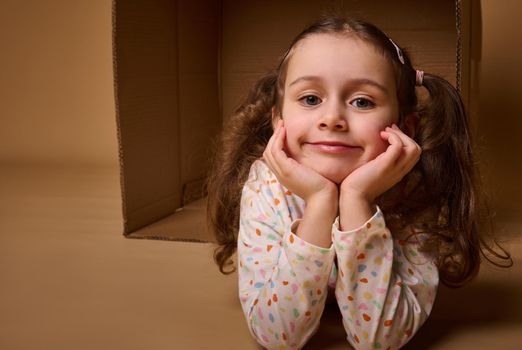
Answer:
[{"xmin": 206, "ymin": 15, "xmax": 512, "ymax": 287}]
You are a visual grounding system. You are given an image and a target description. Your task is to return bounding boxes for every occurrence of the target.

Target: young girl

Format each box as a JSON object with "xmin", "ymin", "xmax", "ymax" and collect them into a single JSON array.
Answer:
[{"xmin": 206, "ymin": 15, "xmax": 511, "ymax": 350}]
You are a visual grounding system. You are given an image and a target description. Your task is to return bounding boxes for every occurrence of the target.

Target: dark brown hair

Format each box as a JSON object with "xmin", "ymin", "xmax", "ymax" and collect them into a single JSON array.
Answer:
[{"xmin": 206, "ymin": 15, "xmax": 512, "ymax": 287}]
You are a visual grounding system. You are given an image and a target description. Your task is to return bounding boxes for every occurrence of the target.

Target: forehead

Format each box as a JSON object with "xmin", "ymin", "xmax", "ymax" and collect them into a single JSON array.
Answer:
[{"xmin": 285, "ymin": 33, "xmax": 396, "ymax": 89}]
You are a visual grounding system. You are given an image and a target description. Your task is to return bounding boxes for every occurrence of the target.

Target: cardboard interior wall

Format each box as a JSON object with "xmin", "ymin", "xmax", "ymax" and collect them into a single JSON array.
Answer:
[{"xmin": 112, "ymin": 0, "xmax": 477, "ymax": 243}]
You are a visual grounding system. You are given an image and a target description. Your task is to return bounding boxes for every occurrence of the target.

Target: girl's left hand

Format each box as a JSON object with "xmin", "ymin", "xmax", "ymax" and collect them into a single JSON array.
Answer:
[{"xmin": 340, "ymin": 124, "xmax": 421, "ymax": 203}]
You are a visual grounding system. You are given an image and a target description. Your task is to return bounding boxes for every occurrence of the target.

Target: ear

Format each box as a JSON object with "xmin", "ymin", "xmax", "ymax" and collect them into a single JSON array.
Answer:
[{"xmin": 402, "ymin": 113, "xmax": 419, "ymax": 138}]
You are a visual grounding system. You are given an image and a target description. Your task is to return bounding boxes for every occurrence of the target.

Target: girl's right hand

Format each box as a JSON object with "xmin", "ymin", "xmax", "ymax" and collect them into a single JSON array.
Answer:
[{"xmin": 262, "ymin": 120, "xmax": 338, "ymax": 204}]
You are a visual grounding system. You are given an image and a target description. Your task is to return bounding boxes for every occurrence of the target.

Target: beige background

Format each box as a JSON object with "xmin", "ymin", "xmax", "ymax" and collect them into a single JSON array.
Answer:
[
  {"xmin": 0, "ymin": 0, "xmax": 520, "ymax": 215},
  {"xmin": 0, "ymin": 1, "xmax": 521, "ymax": 349},
  {"xmin": 0, "ymin": 0, "xmax": 116, "ymax": 168}
]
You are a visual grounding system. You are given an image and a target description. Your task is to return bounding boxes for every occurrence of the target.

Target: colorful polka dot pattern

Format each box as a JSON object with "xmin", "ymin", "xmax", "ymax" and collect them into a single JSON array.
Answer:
[{"xmin": 237, "ymin": 160, "xmax": 439, "ymax": 350}]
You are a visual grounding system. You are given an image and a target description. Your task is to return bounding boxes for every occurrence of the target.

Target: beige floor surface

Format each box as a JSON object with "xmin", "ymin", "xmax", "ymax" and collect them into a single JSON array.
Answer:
[{"xmin": 1, "ymin": 164, "xmax": 521, "ymax": 349}]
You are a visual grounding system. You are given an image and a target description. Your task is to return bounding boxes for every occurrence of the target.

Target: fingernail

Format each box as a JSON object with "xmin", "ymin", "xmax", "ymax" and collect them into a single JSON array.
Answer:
[{"xmin": 392, "ymin": 124, "xmax": 399, "ymax": 130}]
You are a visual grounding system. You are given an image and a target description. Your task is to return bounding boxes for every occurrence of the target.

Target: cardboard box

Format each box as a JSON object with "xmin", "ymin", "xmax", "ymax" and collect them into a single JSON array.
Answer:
[{"xmin": 112, "ymin": 0, "xmax": 478, "ymax": 243}]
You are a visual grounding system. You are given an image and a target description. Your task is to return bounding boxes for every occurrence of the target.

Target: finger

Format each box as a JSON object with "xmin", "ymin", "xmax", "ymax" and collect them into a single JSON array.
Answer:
[
  {"xmin": 388, "ymin": 125, "xmax": 422, "ymax": 169},
  {"xmin": 389, "ymin": 124, "xmax": 422, "ymax": 154},
  {"xmin": 272, "ymin": 125, "xmax": 298, "ymax": 176},
  {"xmin": 263, "ymin": 122, "xmax": 282, "ymax": 171},
  {"xmin": 380, "ymin": 130, "xmax": 404, "ymax": 164},
  {"xmin": 273, "ymin": 124, "xmax": 286, "ymax": 155},
  {"xmin": 266, "ymin": 122, "xmax": 290, "ymax": 174},
  {"xmin": 389, "ymin": 124, "xmax": 415, "ymax": 148},
  {"xmin": 383, "ymin": 127, "xmax": 421, "ymax": 176},
  {"xmin": 268, "ymin": 120, "xmax": 283, "ymax": 147},
  {"xmin": 368, "ymin": 132, "xmax": 402, "ymax": 176}
]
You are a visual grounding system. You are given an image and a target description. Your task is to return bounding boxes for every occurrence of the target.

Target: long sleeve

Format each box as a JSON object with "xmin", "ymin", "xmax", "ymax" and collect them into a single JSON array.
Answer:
[
  {"xmin": 333, "ymin": 207, "xmax": 439, "ymax": 350},
  {"xmin": 237, "ymin": 160, "xmax": 336, "ymax": 350}
]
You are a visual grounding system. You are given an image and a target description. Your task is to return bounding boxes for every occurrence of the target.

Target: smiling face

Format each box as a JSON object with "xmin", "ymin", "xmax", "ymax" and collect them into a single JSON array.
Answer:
[{"xmin": 277, "ymin": 33, "xmax": 400, "ymax": 184}]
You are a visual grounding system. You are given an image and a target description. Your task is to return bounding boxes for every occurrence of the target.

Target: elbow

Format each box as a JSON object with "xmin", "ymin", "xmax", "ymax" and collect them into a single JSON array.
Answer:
[
  {"xmin": 247, "ymin": 314, "xmax": 301, "ymax": 350},
  {"xmin": 249, "ymin": 329, "xmax": 303, "ymax": 350},
  {"xmin": 366, "ymin": 304, "xmax": 429, "ymax": 349},
  {"xmin": 346, "ymin": 299, "xmax": 431, "ymax": 350},
  {"xmin": 349, "ymin": 329, "xmax": 394, "ymax": 350},
  {"xmin": 246, "ymin": 312, "xmax": 315, "ymax": 350}
]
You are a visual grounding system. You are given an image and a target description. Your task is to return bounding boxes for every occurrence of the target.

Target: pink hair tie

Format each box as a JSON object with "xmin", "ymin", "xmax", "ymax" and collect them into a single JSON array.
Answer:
[{"xmin": 415, "ymin": 70, "xmax": 424, "ymax": 86}]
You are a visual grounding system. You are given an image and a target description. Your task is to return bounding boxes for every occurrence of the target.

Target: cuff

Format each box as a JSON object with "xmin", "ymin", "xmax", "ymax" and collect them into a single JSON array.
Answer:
[
  {"xmin": 283, "ymin": 221, "xmax": 335, "ymax": 286},
  {"xmin": 332, "ymin": 205, "xmax": 387, "ymax": 236},
  {"xmin": 284, "ymin": 218, "xmax": 335, "ymax": 257}
]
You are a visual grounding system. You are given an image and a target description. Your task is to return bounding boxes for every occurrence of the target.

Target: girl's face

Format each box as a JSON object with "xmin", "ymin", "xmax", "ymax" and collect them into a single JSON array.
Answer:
[{"xmin": 278, "ymin": 34, "xmax": 399, "ymax": 184}]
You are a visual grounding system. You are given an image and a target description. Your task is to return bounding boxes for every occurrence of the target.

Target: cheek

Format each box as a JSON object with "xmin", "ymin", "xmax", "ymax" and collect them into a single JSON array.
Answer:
[
  {"xmin": 363, "ymin": 125, "xmax": 389, "ymax": 156},
  {"xmin": 373, "ymin": 136, "xmax": 389, "ymax": 155},
  {"xmin": 282, "ymin": 119, "xmax": 303, "ymax": 146}
]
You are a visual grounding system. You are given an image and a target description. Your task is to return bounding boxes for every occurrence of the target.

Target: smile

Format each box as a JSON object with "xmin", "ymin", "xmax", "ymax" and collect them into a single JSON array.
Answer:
[{"xmin": 304, "ymin": 141, "xmax": 362, "ymax": 154}]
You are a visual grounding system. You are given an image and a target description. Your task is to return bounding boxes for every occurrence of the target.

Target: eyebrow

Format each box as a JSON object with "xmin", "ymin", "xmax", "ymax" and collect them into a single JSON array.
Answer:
[{"xmin": 288, "ymin": 75, "xmax": 390, "ymax": 96}]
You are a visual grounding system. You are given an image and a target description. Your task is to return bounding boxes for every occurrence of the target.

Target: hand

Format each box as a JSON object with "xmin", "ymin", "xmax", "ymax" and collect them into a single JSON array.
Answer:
[
  {"xmin": 263, "ymin": 120, "xmax": 338, "ymax": 204},
  {"xmin": 340, "ymin": 124, "xmax": 421, "ymax": 203},
  {"xmin": 264, "ymin": 119, "xmax": 338, "ymax": 247}
]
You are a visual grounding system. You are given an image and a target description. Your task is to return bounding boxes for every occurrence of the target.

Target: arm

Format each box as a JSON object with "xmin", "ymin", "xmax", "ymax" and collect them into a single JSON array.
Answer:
[
  {"xmin": 333, "ymin": 204, "xmax": 438, "ymax": 350},
  {"xmin": 238, "ymin": 161, "xmax": 336, "ymax": 350},
  {"xmin": 334, "ymin": 125, "xmax": 437, "ymax": 349}
]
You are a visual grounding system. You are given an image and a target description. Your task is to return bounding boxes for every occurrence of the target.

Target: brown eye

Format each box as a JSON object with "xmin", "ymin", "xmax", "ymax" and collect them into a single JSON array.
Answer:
[{"xmin": 300, "ymin": 95, "xmax": 322, "ymax": 106}]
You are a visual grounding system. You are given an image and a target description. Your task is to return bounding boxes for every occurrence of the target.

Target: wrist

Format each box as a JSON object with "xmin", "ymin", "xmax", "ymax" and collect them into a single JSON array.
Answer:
[
  {"xmin": 340, "ymin": 187, "xmax": 372, "ymax": 206},
  {"xmin": 295, "ymin": 188, "xmax": 338, "ymax": 248},
  {"xmin": 306, "ymin": 195, "xmax": 338, "ymax": 222},
  {"xmin": 306, "ymin": 186, "xmax": 338, "ymax": 218},
  {"xmin": 339, "ymin": 191, "xmax": 376, "ymax": 232}
]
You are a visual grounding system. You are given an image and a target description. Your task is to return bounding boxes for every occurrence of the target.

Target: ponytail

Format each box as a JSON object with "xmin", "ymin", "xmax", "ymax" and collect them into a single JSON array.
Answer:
[
  {"xmin": 415, "ymin": 73, "xmax": 512, "ymax": 286},
  {"xmin": 206, "ymin": 71, "xmax": 278, "ymax": 274}
]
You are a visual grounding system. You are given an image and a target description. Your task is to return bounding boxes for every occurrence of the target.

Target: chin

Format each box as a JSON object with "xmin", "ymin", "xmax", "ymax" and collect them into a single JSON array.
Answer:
[
  {"xmin": 315, "ymin": 166, "xmax": 352, "ymax": 185},
  {"xmin": 322, "ymin": 172, "xmax": 346, "ymax": 185}
]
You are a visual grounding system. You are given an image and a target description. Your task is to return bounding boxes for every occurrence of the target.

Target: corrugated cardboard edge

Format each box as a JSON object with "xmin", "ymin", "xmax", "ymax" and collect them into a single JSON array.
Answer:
[
  {"xmin": 456, "ymin": 0, "xmax": 481, "ymax": 136},
  {"xmin": 111, "ymin": 0, "xmax": 130, "ymax": 237},
  {"xmin": 456, "ymin": 0, "xmax": 462, "ymax": 93},
  {"xmin": 111, "ymin": 1, "xmax": 210, "ymax": 244},
  {"xmin": 121, "ymin": 235, "xmax": 210, "ymax": 243}
]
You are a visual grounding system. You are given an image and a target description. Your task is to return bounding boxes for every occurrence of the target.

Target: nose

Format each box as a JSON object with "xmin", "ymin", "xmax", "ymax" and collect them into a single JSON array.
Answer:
[{"xmin": 318, "ymin": 99, "xmax": 348, "ymax": 131}]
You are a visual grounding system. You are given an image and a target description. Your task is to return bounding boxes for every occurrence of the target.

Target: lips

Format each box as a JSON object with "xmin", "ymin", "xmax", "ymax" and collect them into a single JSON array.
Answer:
[
  {"xmin": 304, "ymin": 141, "xmax": 361, "ymax": 154},
  {"xmin": 309, "ymin": 141, "xmax": 352, "ymax": 147}
]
